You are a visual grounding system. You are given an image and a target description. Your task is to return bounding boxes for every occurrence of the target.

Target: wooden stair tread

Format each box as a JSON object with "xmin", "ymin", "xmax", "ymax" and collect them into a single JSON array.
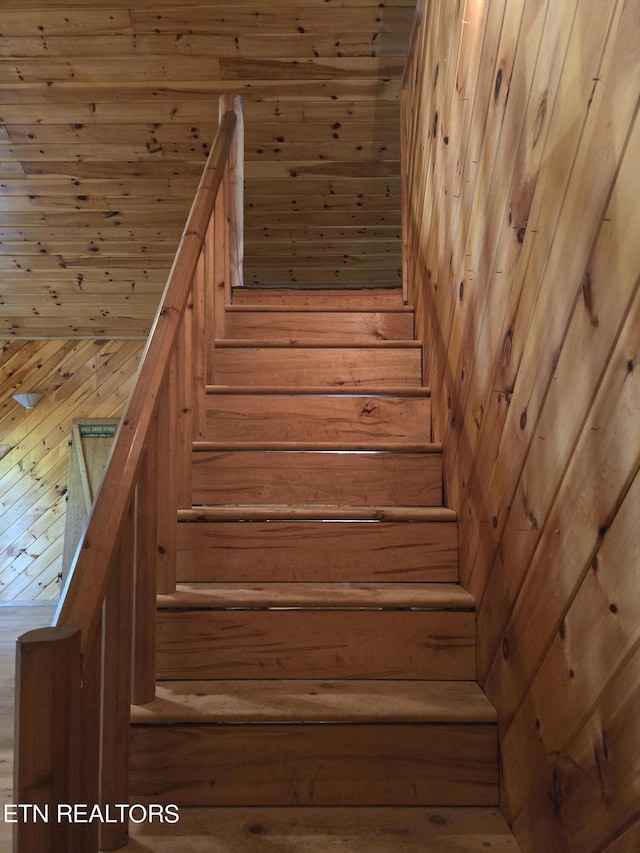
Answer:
[
  {"xmin": 215, "ymin": 339, "xmax": 423, "ymax": 349},
  {"xmin": 233, "ymin": 285, "xmax": 402, "ymax": 290},
  {"xmin": 233, "ymin": 286, "xmax": 402, "ymax": 292},
  {"xmin": 226, "ymin": 305, "xmax": 414, "ymax": 314},
  {"xmin": 131, "ymin": 680, "xmax": 495, "ymax": 725},
  {"xmin": 178, "ymin": 506, "xmax": 458, "ymax": 522},
  {"xmin": 125, "ymin": 806, "xmax": 519, "ymax": 852},
  {"xmin": 206, "ymin": 385, "xmax": 431, "ymax": 396},
  {"xmin": 192, "ymin": 441, "xmax": 441, "ymax": 452},
  {"xmin": 158, "ymin": 582, "xmax": 475, "ymax": 610}
]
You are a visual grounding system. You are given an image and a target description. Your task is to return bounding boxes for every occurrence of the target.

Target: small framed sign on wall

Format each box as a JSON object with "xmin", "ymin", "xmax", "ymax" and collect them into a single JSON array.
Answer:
[{"xmin": 61, "ymin": 419, "xmax": 119, "ymax": 585}]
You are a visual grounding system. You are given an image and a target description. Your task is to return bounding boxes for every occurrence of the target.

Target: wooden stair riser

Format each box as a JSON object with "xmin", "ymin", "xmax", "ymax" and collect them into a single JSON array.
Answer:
[
  {"xmin": 156, "ymin": 609, "xmax": 475, "ymax": 680},
  {"xmin": 177, "ymin": 520, "xmax": 458, "ymax": 583},
  {"xmin": 191, "ymin": 450, "xmax": 442, "ymax": 507},
  {"xmin": 213, "ymin": 346, "xmax": 422, "ymax": 387},
  {"xmin": 224, "ymin": 310, "xmax": 414, "ymax": 342},
  {"xmin": 230, "ymin": 287, "xmax": 406, "ymax": 309},
  {"xmin": 129, "ymin": 723, "xmax": 498, "ymax": 807},
  {"xmin": 205, "ymin": 393, "xmax": 431, "ymax": 444}
]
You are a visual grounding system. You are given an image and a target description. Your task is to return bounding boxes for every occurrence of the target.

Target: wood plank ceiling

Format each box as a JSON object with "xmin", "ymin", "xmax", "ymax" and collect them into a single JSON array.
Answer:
[{"xmin": 0, "ymin": 0, "xmax": 415, "ymax": 338}]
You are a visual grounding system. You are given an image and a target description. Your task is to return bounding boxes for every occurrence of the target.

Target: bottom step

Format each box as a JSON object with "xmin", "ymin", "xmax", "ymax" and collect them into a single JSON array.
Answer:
[
  {"xmin": 125, "ymin": 807, "xmax": 520, "ymax": 852},
  {"xmin": 130, "ymin": 681, "xmax": 498, "ymax": 807}
]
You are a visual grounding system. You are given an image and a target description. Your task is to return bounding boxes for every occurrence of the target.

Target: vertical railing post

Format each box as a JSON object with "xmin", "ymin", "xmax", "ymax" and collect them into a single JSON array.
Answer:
[
  {"xmin": 132, "ymin": 417, "xmax": 159, "ymax": 706},
  {"xmin": 400, "ymin": 86, "xmax": 410, "ymax": 306},
  {"xmin": 177, "ymin": 300, "xmax": 195, "ymax": 500},
  {"xmin": 193, "ymin": 249, "xmax": 209, "ymax": 435},
  {"xmin": 156, "ymin": 350, "xmax": 178, "ymax": 594},
  {"xmin": 220, "ymin": 93, "xmax": 244, "ymax": 290},
  {"xmin": 203, "ymin": 216, "xmax": 218, "ymax": 385},
  {"xmin": 212, "ymin": 170, "xmax": 227, "ymax": 343},
  {"xmin": 13, "ymin": 627, "xmax": 83, "ymax": 853},
  {"xmin": 99, "ymin": 505, "xmax": 134, "ymax": 851},
  {"xmin": 80, "ymin": 618, "xmax": 102, "ymax": 853},
  {"xmin": 222, "ymin": 162, "xmax": 232, "ymax": 306}
]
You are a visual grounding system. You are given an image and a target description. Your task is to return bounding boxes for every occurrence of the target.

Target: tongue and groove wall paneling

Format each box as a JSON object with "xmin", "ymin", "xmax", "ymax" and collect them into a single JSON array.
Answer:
[
  {"xmin": 402, "ymin": 0, "xmax": 639, "ymax": 850},
  {"xmin": 437, "ymin": 0, "xmax": 549, "ymax": 474},
  {"xmin": 501, "ymin": 437, "xmax": 640, "ymax": 849},
  {"xmin": 456, "ymin": 0, "xmax": 627, "ymax": 596},
  {"xmin": 0, "ymin": 2, "xmax": 417, "ymax": 339},
  {"xmin": 477, "ymin": 115, "xmax": 640, "ymax": 688},
  {"xmin": 0, "ymin": 340, "xmax": 143, "ymax": 601}
]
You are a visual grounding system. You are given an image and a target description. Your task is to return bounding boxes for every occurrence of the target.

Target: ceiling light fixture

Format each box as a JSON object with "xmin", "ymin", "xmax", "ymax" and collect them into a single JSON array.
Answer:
[{"xmin": 12, "ymin": 393, "xmax": 43, "ymax": 409}]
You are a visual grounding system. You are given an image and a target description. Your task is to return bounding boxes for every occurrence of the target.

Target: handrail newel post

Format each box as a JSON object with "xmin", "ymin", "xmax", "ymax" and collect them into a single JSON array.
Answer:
[{"xmin": 13, "ymin": 627, "xmax": 83, "ymax": 853}]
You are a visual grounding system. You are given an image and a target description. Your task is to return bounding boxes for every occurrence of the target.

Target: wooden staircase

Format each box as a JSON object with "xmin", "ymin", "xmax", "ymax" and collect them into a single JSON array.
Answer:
[{"xmin": 129, "ymin": 287, "xmax": 499, "ymax": 810}]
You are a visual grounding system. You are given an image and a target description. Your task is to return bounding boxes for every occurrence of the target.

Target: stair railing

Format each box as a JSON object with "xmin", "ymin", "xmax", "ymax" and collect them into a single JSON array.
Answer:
[{"xmin": 12, "ymin": 94, "xmax": 243, "ymax": 853}]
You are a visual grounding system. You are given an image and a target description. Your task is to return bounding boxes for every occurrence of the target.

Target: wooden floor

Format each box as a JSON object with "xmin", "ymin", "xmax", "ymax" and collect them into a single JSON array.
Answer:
[{"xmin": 1, "ymin": 607, "xmax": 520, "ymax": 852}]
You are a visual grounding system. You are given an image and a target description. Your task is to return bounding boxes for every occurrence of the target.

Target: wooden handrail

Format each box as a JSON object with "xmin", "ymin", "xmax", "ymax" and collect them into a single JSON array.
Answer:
[
  {"xmin": 54, "ymin": 108, "xmax": 237, "ymax": 650},
  {"xmin": 14, "ymin": 95, "xmax": 244, "ymax": 853}
]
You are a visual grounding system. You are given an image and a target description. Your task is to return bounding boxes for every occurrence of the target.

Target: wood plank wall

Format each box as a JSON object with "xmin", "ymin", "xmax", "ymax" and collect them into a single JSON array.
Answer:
[
  {"xmin": 0, "ymin": 340, "xmax": 143, "ymax": 601},
  {"xmin": 402, "ymin": 1, "xmax": 639, "ymax": 850},
  {"xmin": 0, "ymin": 1, "xmax": 417, "ymax": 338}
]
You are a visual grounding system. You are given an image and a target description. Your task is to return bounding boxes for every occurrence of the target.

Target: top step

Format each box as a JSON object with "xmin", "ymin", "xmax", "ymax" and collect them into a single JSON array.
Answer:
[{"xmin": 230, "ymin": 287, "xmax": 407, "ymax": 310}]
